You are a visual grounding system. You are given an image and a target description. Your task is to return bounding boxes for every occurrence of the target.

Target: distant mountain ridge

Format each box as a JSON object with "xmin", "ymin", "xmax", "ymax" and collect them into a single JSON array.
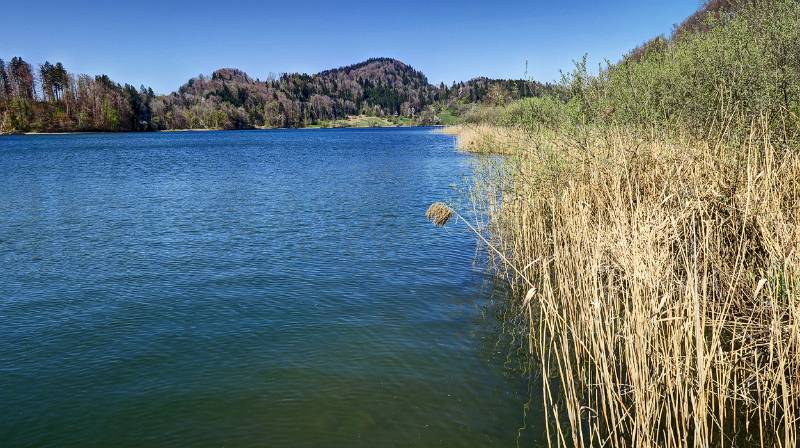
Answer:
[
  {"xmin": 317, "ymin": 58, "xmax": 429, "ymax": 86},
  {"xmin": 155, "ymin": 57, "xmax": 552, "ymax": 130},
  {"xmin": 0, "ymin": 56, "xmax": 553, "ymax": 133}
]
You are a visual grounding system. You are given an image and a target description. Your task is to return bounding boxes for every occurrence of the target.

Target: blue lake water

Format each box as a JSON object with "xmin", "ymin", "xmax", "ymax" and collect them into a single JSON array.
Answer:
[{"xmin": 0, "ymin": 128, "xmax": 539, "ymax": 447}]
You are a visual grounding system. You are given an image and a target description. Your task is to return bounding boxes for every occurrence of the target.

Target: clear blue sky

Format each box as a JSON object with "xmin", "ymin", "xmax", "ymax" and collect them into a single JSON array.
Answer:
[{"xmin": 1, "ymin": 0, "xmax": 701, "ymax": 94}]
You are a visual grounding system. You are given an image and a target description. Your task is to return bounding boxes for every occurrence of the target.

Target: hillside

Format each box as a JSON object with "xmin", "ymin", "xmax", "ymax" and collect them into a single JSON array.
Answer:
[
  {"xmin": 0, "ymin": 57, "xmax": 553, "ymax": 133},
  {"xmin": 156, "ymin": 58, "xmax": 438, "ymax": 129},
  {"xmin": 153, "ymin": 58, "xmax": 552, "ymax": 130}
]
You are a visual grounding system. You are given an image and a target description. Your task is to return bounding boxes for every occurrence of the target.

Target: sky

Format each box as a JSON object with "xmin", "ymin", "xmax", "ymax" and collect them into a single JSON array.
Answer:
[{"xmin": 1, "ymin": 0, "xmax": 701, "ymax": 94}]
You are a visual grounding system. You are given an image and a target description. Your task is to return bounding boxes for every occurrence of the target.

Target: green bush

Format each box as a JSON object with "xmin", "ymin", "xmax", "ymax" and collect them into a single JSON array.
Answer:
[
  {"xmin": 594, "ymin": 0, "xmax": 800, "ymax": 141},
  {"xmin": 460, "ymin": 104, "xmax": 506, "ymax": 125},
  {"xmin": 496, "ymin": 95, "xmax": 579, "ymax": 129},
  {"xmin": 490, "ymin": 0, "xmax": 800, "ymax": 144}
]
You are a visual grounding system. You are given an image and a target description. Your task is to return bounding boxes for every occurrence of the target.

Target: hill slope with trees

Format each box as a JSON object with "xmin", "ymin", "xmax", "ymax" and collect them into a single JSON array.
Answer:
[{"xmin": 0, "ymin": 57, "xmax": 553, "ymax": 133}]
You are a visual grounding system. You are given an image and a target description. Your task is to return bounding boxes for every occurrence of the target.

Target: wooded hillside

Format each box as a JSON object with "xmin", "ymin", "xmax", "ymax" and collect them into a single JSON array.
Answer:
[{"xmin": 0, "ymin": 57, "xmax": 553, "ymax": 132}]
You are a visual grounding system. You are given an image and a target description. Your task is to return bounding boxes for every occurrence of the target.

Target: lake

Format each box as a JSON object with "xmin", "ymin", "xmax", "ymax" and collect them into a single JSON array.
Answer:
[{"xmin": 0, "ymin": 128, "xmax": 540, "ymax": 447}]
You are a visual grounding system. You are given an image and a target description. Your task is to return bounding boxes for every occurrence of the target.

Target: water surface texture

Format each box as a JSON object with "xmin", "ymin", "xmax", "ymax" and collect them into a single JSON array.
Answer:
[{"xmin": 0, "ymin": 128, "xmax": 535, "ymax": 447}]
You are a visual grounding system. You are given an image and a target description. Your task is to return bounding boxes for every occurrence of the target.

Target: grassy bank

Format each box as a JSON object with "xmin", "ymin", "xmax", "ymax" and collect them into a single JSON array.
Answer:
[
  {"xmin": 433, "ymin": 1, "xmax": 800, "ymax": 446},
  {"xmin": 438, "ymin": 125, "xmax": 526, "ymax": 154},
  {"xmin": 307, "ymin": 115, "xmax": 418, "ymax": 128}
]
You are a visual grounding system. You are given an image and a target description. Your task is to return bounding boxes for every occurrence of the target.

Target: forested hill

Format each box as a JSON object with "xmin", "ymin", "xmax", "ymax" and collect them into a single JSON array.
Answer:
[{"xmin": 0, "ymin": 57, "xmax": 554, "ymax": 133}]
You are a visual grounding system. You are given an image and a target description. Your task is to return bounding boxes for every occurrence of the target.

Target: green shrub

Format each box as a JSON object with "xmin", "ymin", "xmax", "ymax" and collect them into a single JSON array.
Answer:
[
  {"xmin": 594, "ymin": 0, "xmax": 800, "ymax": 141},
  {"xmin": 496, "ymin": 96, "xmax": 579, "ymax": 129},
  {"xmin": 460, "ymin": 104, "xmax": 506, "ymax": 125},
  {"xmin": 488, "ymin": 0, "xmax": 800, "ymax": 144}
]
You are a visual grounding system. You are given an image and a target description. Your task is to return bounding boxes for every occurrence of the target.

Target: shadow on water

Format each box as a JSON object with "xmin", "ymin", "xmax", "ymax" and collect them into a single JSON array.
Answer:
[{"xmin": 479, "ymin": 277, "xmax": 550, "ymax": 448}]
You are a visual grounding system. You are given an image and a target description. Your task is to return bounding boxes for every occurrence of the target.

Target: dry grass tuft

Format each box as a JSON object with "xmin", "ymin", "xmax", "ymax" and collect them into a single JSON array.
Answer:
[{"xmin": 426, "ymin": 202, "xmax": 454, "ymax": 227}]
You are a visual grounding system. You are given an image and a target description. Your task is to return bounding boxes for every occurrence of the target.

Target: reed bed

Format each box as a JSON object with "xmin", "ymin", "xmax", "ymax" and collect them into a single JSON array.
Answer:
[
  {"xmin": 438, "ymin": 124, "xmax": 527, "ymax": 155},
  {"xmin": 429, "ymin": 3, "xmax": 800, "ymax": 444},
  {"xmin": 443, "ymin": 121, "xmax": 800, "ymax": 447}
]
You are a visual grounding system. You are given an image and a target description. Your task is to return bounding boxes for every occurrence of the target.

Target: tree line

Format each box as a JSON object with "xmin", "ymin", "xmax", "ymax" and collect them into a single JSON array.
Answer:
[
  {"xmin": 0, "ymin": 57, "xmax": 156, "ymax": 133},
  {"xmin": 0, "ymin": 57, "xmax": 555, "ymax": 133}
]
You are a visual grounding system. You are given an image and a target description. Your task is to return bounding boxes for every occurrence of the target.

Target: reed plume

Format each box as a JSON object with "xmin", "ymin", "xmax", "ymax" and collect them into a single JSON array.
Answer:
[{"xmin": 425, "ymin": 202, "xmax": 454, "ymax": 227}]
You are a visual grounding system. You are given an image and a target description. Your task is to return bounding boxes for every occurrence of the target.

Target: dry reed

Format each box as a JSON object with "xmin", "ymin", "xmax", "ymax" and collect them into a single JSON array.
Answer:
[
  {"xmin": 426, "ymin": 202, "xmax": 454, "ymax": 227},
  {"xmin": 439, "ymin": 121, "xmax": 800, "ymax": 447},
  {"xmin": 438, "ymin": 124, "xmax": 525, "ymax": 155}
]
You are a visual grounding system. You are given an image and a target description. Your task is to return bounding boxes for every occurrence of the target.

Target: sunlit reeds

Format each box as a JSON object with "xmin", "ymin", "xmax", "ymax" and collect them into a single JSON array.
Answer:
[
  {"xmin": 438, "ymin": 124, "xmax": 525, "ymax": 155},
  {"xmin": 438, "ymin": 121, "xmax": 800, "ymax": 447}
]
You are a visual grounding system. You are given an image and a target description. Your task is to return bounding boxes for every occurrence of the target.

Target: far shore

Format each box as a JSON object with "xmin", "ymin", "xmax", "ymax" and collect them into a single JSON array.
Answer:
[{"xmin": 2, "ymin": 123, "xmax": 445, "ymax": 136}]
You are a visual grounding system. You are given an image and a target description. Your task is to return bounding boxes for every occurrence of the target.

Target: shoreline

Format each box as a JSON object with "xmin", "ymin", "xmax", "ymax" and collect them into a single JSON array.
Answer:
[
  {"xmin": 3, "ymin": 123, "xmax": 445, "ymax": 136},
  {"xmin": 0, "ymin": 124, "xmax": 448, "ymax": 137}
]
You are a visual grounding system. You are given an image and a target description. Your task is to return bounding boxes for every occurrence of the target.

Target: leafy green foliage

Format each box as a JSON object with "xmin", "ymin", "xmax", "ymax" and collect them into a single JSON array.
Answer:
[
  {"xmin": 481, "ymin": 0, "xmax": 800, "ymax": 145},
  {"xmin": 600, "ymin": 0, "xmax": 799, "ymax": 139}
]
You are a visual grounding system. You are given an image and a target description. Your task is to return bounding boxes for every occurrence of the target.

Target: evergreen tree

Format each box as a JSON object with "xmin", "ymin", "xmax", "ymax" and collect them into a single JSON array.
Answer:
[
  {"xmin": 0, "ymin": 59, "xmax": 9, "ymax": 100},
  {"xmin": 9, "ymin": 57, "xmax": 35, "ymax": 100}
]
